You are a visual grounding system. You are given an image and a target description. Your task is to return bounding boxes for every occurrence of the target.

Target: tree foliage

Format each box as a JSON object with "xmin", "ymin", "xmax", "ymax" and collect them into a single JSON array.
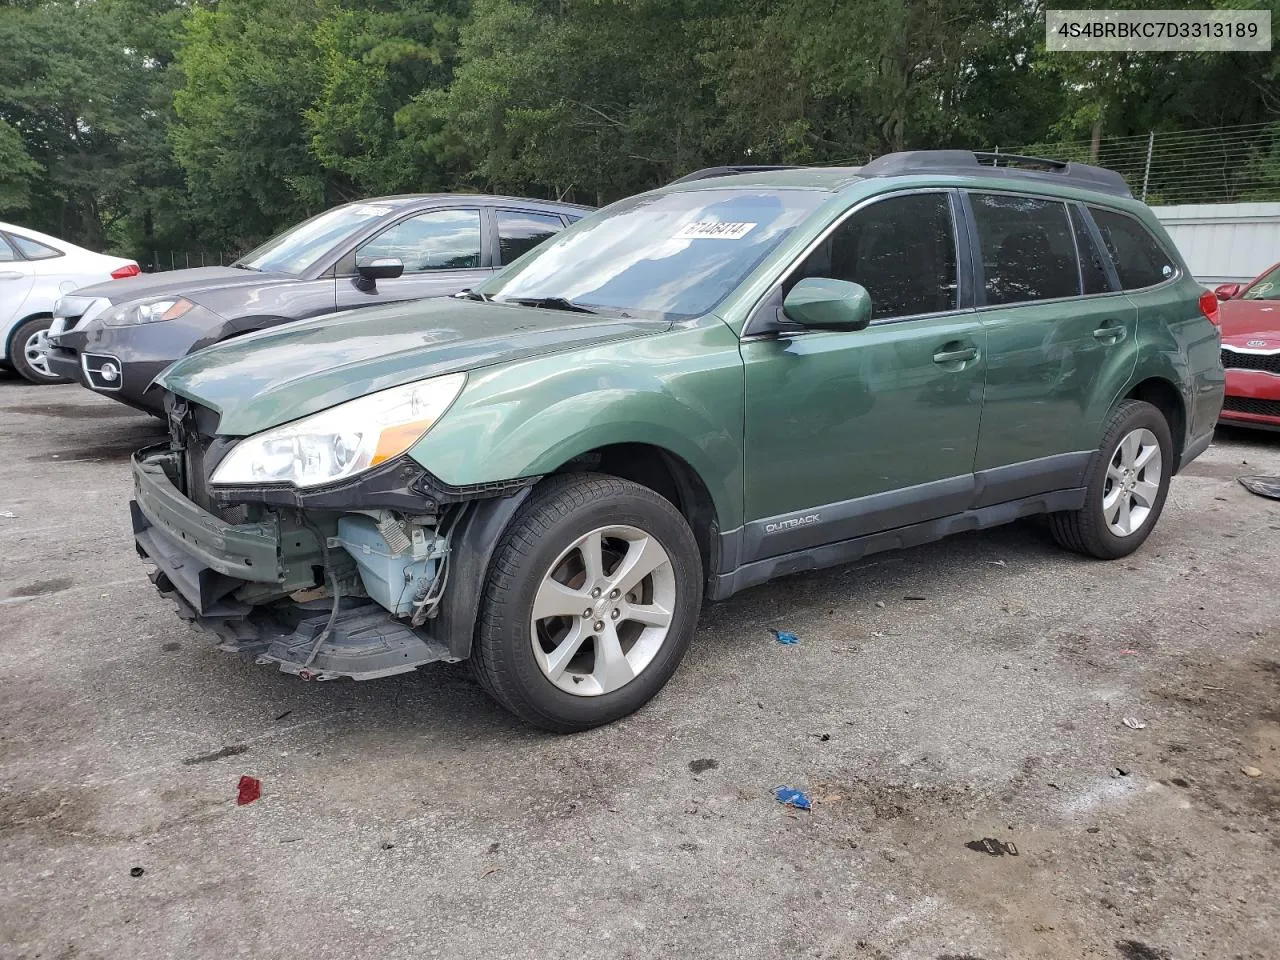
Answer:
[{"xmin": 0, "ymin": 0, "xmax": 1275, "ymax": 258}]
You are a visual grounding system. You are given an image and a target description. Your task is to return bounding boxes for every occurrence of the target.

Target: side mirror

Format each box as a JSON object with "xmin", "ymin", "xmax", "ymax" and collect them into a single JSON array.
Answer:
[
  {"xmin": 782, "ymin": 277, "xmax": 873, "ymax": 331},
  {"xmin": 1214, "ymin": 283, "xmax": 1241, "ymax": 301},
  {"xmin": 354, "ymin": 257, "xmax": 404, "ymax": 291}
]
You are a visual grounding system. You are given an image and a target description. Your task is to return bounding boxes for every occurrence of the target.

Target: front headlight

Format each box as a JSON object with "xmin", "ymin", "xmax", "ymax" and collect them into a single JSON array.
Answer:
[
  {"xmin": 210, "ymin": 374, "xmax": 467, "ymax": 488},
  {"xmin": 101, "ymin": 296, "xmax": 195, "ymax": 326}
]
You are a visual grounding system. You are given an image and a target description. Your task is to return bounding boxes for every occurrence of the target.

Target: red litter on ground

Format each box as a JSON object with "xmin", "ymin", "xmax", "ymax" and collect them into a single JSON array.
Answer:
[{"xmin": 236, "ymin": 775, "xmax": 262, "ymax": 805}]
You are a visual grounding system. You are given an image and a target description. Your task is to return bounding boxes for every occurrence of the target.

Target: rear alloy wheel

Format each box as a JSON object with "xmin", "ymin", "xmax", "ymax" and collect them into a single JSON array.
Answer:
[
  {"xmin": 1050, "ymin": 399, "xmax": 1173, "ymax": 559},
  {"xmin": 1101, "ymin": 427, "xmax": 1163, "ymax": 537},
  {"xmin": 472, "ymin": 473, "xmax": 702, "ymax": 732},
  {"xmin": 10, "ymin": 316, "xmax": 72, "ymax": 384}
]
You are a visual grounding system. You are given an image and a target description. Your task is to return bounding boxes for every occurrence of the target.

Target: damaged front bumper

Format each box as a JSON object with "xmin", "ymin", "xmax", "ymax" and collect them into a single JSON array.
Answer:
[{"xmin": 130, "ymin": 444, "xmax": 456, "ymax": 681}]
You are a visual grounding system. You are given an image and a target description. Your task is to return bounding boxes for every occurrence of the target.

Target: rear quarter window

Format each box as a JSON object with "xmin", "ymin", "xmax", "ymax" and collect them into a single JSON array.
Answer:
[
  {"xmin": 10, "ymin": 234, "xmax": 63, "ymax": 260},
  {"xmin": 1087, "ymin": 206, "xmax": 1175, "ymax": 290}
]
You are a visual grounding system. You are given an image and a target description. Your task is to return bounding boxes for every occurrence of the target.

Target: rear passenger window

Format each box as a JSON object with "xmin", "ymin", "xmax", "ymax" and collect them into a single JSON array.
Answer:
[
  {"xmin": 1088, "ymin": 206, "xmax": 1175, "ymax": 290},
  {"xmin": 1069, "ymin": 205, "xmax": 1113, "ymax": 294},
  {"xmin": 969, "ymin": 193, "xmax": 1079, "ymax": 304},
  {"xmin": 791, "ymin": 192, "xmax": 957, "ymax": 320},
  {"xmin": 497, "ymin": 211, "xmax": 564, "ymax": 265},
  {"xmin": 0, "ymin": 235, "xmax": 17, "ymax": 262}
]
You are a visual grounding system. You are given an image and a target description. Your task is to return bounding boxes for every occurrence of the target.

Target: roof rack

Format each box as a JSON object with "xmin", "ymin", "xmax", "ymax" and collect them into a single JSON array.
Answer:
[
  {"xmin": 858, "ymin": 150, "xmax": 1132, "ymax": 198},
  {"xmin": 668, "ymin": 165, "xmax": 803, "ymax": 185}
]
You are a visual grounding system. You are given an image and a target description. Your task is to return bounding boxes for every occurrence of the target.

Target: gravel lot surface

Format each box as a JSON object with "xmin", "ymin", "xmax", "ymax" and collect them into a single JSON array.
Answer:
[{"xmin": 1, "ymin": 373, "xmax": 1277, "ymax": 960}]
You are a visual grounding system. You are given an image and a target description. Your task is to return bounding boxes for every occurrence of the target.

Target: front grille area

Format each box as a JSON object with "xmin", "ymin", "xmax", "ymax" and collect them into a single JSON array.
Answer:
[
  {"xmin": 1222, "ymin": 395, "xmax": 1280, "ymax": 418},
  {"xmin": 1221, "ymin": 348, "xmax": 1280, "ymax": 375}
]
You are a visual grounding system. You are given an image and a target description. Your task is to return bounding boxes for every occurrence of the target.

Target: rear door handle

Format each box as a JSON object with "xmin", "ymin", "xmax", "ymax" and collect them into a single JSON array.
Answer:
[
  {"xmin": 933, "ymin": 346, "xmax": 978, "ymax": 364},
  {"xmin": 0, "ymin": 271, "xmax": 25, "ymax": 281},
  {"xmin": 1093, "ymin": 324, "xmax": 1126, "ymax": 344}
]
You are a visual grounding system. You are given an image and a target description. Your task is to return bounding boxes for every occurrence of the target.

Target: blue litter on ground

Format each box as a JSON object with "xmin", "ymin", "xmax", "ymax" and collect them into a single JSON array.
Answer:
[
  {"xmin": 773, "ymin": 786, "xmax": 811, "ymax": 810},
  {"xmin": 771, "ymin": 629, "xmax": 799, "ymax": 645}
]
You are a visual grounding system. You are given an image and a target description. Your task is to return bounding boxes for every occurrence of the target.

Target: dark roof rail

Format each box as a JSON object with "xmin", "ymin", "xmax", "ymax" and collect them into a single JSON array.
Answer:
[
  {"xmin": 859, "ymin": 149, "xmax": 1132, "ymax": 198},
  {"xmin": 668, "ymin": 165, "xmax": 804, "ymax": 185}
]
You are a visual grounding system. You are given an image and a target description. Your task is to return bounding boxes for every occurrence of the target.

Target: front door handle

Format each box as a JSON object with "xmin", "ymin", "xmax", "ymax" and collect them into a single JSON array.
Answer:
[
  {"xmin": 933, "ymin": 345, "xmax": 978, "ymax": 365},
  {"xmin": 1093, "ymin": 324, "xmax": 1126, "ymax": 344}
]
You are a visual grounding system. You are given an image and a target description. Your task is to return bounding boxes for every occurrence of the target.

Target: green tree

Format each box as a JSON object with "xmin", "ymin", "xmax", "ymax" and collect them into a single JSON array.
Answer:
[
  {"xmin": 306, "ymin": 0, "xmax": 468, "ymax": 195},
  {"xmin": 0, "ymin": 0, "xmax": 193, "ymax": 256},
  {"xmin": 0, "ymin": 117, "xmax": 39, "ymax": 213},
  {"xmin": 171, "ymin": 0, "xmax": 335, "ymax": 249}
]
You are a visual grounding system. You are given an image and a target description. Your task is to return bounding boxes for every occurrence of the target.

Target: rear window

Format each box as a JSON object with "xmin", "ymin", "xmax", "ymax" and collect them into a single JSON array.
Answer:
[
  {"xmin": 969, "ymin": 193, "xmax": 1080, "ymax": 304},
  {"xmin": 1088, "ymin": 206, "xmax": 1175, "ymax": 290},
  {"xmin": 10, "ymin": 234, "xmax": 62, "ymax": 260}
]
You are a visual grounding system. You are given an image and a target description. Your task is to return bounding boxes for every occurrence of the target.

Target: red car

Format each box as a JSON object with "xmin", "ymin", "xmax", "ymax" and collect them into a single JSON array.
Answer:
[{"xmin": 1217, "ymin": 260, "xmax": 1280, "ymax": 431}]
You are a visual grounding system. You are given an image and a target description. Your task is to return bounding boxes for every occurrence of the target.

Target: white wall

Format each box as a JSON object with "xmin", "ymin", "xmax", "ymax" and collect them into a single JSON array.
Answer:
[{"xmin": 1152, "ymin": 202, "xmax": 1280, "ymax": 285}]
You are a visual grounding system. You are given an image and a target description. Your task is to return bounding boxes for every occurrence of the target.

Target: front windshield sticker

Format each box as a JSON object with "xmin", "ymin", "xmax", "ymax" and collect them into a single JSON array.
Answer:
[
  {"xmin": 351, "ymin": 204, "xmax": 394, "ymax": 217},
  {"xmin": 673, "ymin": 220, "xmax": 757, "ymax": 240}
]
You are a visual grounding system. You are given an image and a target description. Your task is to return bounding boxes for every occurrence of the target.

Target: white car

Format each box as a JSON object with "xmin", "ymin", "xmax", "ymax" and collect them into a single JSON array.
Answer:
[{"xmin": 1, "ymin": 222, "xmax": 139, "ymax": 383}]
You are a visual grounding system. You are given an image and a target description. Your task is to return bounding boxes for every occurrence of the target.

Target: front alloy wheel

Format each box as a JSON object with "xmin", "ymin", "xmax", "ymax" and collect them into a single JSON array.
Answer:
[
  {"xmin": 472, "ymin": 473, "xmax": 702, "ymax": 732},
  {"xmin": 531, "ymin": 524, "xmax": 677, "ymax": 696}
]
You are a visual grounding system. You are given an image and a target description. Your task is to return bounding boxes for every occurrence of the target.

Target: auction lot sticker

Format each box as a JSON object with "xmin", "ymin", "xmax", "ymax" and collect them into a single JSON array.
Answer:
[
  {"xmin": 1046, "ymin": 9, "xmax": 1270, "ymax": 52},
  {"xmin": 674, "ymin": 221, "xmax": 757, "ymax": 240}
]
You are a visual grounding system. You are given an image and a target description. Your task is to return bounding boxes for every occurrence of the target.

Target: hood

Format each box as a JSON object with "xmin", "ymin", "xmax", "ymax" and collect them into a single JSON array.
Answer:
[
  {"xmin": 158, "ymin": 297, "xmax": 668, "ymax": 435},
  {"xmin": 70, "ymin": 265, "xmax": 291, "ymax": 304},
  {"xmin": 1220, "ymin": 298, "xmax": 1280, "ymax": 349}
]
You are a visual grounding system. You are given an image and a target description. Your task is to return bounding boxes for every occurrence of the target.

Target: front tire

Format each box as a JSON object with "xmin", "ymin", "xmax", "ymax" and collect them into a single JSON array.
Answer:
[
  {"xmin": 472, "ymin": 473, "xmax": 703, "ymax": 732},
  {"xmin": 10, "ymin": 316, "xmax": 72, "ymax": 384},
  {"xmin": 1050, "ymin": 399, "xmax": 1173, "ymax": 559}
]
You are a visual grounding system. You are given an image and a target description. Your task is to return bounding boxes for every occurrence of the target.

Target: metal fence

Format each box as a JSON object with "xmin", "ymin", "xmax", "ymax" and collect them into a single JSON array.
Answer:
[
  {"xmin": 990, "ymin": 121, "xmax": 1280, "ymax": 205},
  {"xmin": 144, "ymin": 250, "xmax": 241, "ymax": 272}
]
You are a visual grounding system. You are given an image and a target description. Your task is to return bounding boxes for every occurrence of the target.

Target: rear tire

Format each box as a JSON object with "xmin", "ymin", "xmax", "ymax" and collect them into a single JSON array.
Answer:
[
  {"xmin": 471, "ymin": 473, "xmax": 702, "ymax": 732},
  {"xmin": 9, "ymin": 316, "xmax": 72, "ymax": 384},
  {"xmin": 1050, "ymin": 399, "xmax": 1173, "ymax": 559}
]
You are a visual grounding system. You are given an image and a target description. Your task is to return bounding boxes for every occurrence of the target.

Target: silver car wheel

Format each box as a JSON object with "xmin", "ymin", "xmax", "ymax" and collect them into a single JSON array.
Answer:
[
  {"xmin": 529, "ymin": 523, "xmax": 676, "ymax": 697},
  {"xmin": 23, "ymin": 329, "xmax": 57, "ymax": 380},
  {"xmin": 1102, "ymin": 427, "xmax": 1163, "ymax": 537}
]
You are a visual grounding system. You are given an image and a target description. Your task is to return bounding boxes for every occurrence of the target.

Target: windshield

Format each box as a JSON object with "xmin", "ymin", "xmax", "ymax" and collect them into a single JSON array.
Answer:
[
  {"xmin": 480, "ymin": 188, "xmax": 828, "ymax": 320},
  {"xmin": 1242, "ymin": 264, "xmax": 1280, "ymax": 301},
  {"xmin": 235, "ymin": 202, "xmax": 397, "ymax": 276}
]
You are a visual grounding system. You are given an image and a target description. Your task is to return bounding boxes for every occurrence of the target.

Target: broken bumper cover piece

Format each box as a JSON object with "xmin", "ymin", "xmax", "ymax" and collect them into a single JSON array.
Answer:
[{"xmin": 130, "ymin": 447, "xmax": 455, "ymax": 680}]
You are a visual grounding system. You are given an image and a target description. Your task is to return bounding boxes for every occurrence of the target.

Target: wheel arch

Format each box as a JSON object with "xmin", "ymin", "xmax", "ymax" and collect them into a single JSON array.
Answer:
[
  {"xmin": 4, "ymin": 310, "xmax": 54, "ymax": 360},
  {"xmin": 546, "ymin": 442, "xmax": 723, "ymax": 583},
  {"xmin": 435, "ymin": 442, "xmax": 724, "ymax": 664},
  {"xmin": 1124, "ymin": 377, "xmax": 1187, "ymax": 470}
]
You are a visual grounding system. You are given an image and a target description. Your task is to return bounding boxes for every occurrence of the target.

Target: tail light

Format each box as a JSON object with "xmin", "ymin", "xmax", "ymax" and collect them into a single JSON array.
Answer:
[
  {"xmin": 110, "ymin": 263, "xmax": 141, "ymax": 280},
  {"xmin": 1199, "ymin": 289, "xmax": 1220, "ymax": 327}
]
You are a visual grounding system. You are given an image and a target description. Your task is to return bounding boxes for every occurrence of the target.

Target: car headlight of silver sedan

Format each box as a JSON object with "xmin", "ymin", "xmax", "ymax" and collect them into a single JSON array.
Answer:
[
  {"xmin": 210, "ymin": 374, "xmax": 467, "ymax": 488},
  {"xmin": 100, "ymin": 296, "xmax": 197, "ymax": 326}
]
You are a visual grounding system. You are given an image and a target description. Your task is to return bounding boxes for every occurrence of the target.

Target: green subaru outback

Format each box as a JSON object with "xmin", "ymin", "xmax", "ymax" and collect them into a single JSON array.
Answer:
[{"xmin": 131, "ymin": 151, "xmax": 1224, "ymax": 731}]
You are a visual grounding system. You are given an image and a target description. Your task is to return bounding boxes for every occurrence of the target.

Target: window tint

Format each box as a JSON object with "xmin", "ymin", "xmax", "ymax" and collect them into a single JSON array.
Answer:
[
  {"xmin": 0, "ymin": 235, "xmax": 17, "ymax": 262},
  {"xmin": 1069, "ymin": 205, "xmax": 1113, "ymax": 294},
  {"xmin": 357, "ymin": 208, "xmax": 482, "ymax": 272},
  {"xmin": 497, "ymin": 210, "xmax": 564, "ymax": 265},
  {"xmin": 791, "ymin": 192, "xmax": 957, "ymax": 320},
  {"xmin": 970, "ymin": 193, "xmax": 1079, "ymax": 304},
  {"xmin": 10, "ymin": 234, "xmax": 62, "ymax": 259},
  {"xmin": 1088, "ymin": 206, "xmax": 1175, "ymax": 290}
]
